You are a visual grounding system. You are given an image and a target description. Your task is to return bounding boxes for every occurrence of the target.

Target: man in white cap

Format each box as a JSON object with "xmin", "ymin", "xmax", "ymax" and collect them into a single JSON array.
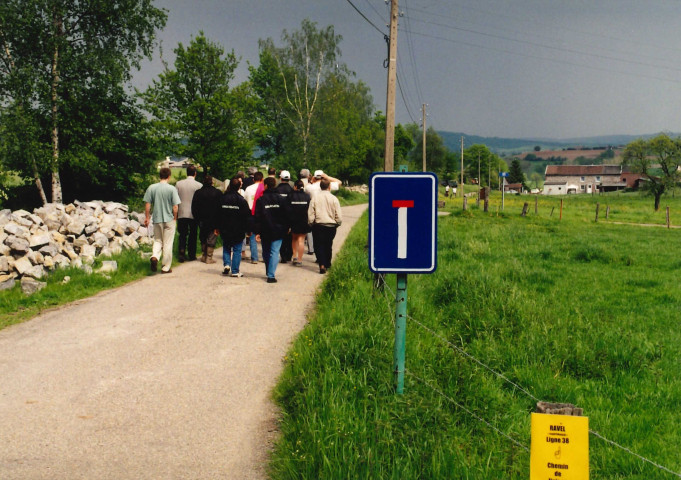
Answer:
[
  {"xmin": 276, "ymin": 170, "xmax": 294, "ymax": 263},
  {"xmin": 305, "ymin": 170, "xmax": 340, "ymax": 198}
]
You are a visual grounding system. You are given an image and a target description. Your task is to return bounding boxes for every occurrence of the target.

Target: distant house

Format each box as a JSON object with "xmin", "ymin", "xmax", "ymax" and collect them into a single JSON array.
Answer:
[
  {"xmin": 543, "ymin": 165, "xmax": 629, "ymax": 195},
  {"xmin": 503, "ymin": 183, "xmax": 525, "ymax": 194},
  {"xmin": 157, "ymin": 156, "xmax": 197, "ymax": 170}
]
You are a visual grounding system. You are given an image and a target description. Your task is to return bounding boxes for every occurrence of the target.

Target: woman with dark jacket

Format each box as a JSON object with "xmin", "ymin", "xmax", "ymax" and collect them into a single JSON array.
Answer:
[
  {"xmin": 254, "ymin": 177, "xmax": 290, "ymax": 283},
  {"xmin": 288, "ymin": 180, "xmax": 311, "ymax": 266},
  {"xmin": 220, "ymin": 177, "xmax": 251, "ymax": 277}
]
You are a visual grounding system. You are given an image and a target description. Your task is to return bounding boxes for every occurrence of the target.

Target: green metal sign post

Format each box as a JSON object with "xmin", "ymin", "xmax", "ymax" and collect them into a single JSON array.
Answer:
[
  {"xmin": 369, "ymin": 172, "xmax": 438, "ymax": 394},
  {"xmin": 393, "ymin": 273, "xmax": 408, "ymax": 394}
]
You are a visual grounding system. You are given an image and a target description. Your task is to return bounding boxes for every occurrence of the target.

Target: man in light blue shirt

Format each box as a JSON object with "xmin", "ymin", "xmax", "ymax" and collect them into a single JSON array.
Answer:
[{"xmin": 144, "ymin": 167, "xmax": 181, "ymax": 273}]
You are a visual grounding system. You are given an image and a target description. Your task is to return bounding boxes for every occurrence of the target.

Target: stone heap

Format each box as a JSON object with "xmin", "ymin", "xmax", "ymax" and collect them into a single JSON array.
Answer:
[{"xmin": 0, "ymin": 200, "xmax": 152, "ymax": 294}]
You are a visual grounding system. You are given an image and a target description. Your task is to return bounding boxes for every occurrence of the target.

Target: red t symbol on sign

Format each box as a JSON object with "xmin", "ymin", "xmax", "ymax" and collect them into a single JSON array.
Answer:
[{"xmin": 392, "ymin": 200, "xmax": 414, "ymax": 259}]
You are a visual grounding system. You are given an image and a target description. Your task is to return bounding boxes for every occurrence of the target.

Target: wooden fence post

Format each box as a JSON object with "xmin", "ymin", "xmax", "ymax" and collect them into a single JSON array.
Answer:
[
  {"xmin": 534, "ymin": 196, "xmax": 538, "ymax": 215},
  {"xmin": 595, "ymin": 203, "xmax": 600, "ymax": 223},
  {"xmin": 550, "ymin": 206, "xmax": 555, "ymax": 217},
  {"xmin": 605, "ymin": 205, "xmax": 610, "ymax": 219},
  {"xmin": 521, "ymin": 202, "xmax": 529, "ymax": 217},
  {"xmin": 463, "ymin": 196, "xmax": 468, "ymax": 211},
  {"xmin": 560, "ymin": 199, "xmax": 563, "ymax": 220},
  {"xmin": 484, "ymin": 197, "xmax": 489, "ymax": 213}
]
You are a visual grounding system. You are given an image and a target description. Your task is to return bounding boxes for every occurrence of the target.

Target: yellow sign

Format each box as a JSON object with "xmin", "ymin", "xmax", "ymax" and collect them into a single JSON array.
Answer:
[{"xmin": 530, "ymin": 413, "xmax": 589, "ymax": 480}]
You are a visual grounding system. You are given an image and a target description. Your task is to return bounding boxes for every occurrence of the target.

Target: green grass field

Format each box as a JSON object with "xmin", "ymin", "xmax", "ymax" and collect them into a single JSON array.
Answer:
[{"xmin": 270, "ymin": 190, "xmax": 681, "ymax": 479}]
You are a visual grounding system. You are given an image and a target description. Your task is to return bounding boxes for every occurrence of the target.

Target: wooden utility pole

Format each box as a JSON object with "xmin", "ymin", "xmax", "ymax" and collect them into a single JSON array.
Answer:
[
  {"xmin": 383, "ymin": 0, "xmax": 399, "ymax": 173},
  {"xmin": 422, "ymin": 103, "xmax": 427, "ymax": 172}
]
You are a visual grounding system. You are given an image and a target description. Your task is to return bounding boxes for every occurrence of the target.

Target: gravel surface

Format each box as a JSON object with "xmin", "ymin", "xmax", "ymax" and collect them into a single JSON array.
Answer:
[{"xmin": 0, "ymin": 204, "xmax": 367, "ymax": 480}]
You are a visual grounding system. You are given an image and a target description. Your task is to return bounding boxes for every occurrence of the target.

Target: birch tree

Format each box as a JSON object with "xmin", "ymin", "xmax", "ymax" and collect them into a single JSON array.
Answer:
[{"xmin": 0, "ymin": 0, "xmax": 166, "ymax": 204}]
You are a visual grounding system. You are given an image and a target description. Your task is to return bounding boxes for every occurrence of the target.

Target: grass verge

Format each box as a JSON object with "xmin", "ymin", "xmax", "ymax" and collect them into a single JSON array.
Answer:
[
  {"xmin": 269, "ymin": 205, "xmax": 681, "ymax": 479},
  {"xmin": 0, "ymin": 248, "xmax": 153, "ymax": 330}
]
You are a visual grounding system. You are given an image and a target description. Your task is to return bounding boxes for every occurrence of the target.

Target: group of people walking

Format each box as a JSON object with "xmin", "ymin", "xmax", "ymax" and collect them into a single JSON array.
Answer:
[{"xmin": 143, "ymin": 165, "xmax": 343, "ymax": 283}]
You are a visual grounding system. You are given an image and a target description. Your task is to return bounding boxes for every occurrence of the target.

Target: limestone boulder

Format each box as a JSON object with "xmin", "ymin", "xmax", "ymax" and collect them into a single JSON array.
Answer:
[
  {"xmin": 97, "ymin": 260, "xmax": 118, "ymax": 274},
  {"xmin": 5, "ymin": 223, "xmax": 30, "ymax": 239},
  {"xmin": 13, "ymin": 256, "xmax": 33, "ymax": 275},
  {"xmin": 29, "ymin": 233, "xmax": 51, "ymax": 249},
  {"xmin": 24, "ymin": 265, "xmax": 45, "ymax": 280},
  {"xmin": 21, "ymin": 277, "xmax": 46, "ymax": 295},
  {"xmin": 0, "ymin": 275, "xmax": 15, "ymax": 291},
  {"xmin": 6, "ymin": 236, "xmax": 30, "ymax": 254}
]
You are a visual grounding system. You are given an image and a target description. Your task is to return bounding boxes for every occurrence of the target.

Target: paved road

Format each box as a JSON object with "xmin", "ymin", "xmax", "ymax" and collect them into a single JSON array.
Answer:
[{"xmin": 0, "ymin": 204, "xmax": 367, "ymax": 480}]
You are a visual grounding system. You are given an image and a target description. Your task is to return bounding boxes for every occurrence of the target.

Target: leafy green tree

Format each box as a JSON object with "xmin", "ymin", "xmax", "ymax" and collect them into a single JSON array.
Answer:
[
  {"xmin": 622, "ymin": 134, "xmax": 681, "ymax": 211},
  {"xmin": 141, "ymin": 32, "xmax": 247, "ymax": 180},
  {"xmin": 308, "ymin": 75, "xmax": 381, "ymax": 181},
  {"xmin": 257, "ymin": 19, "xmax": 343, "ymax": 167},
  {"xmin": 0, "ymin": 0, "xmax": 166, "ymax": 204},
  {"xmin": 408, "ymin": 126, "xmax": 447, "ymax": 174},
  {"xmin": 463, "ymin": 144, "xmax": 503, "ymax": 187},
  {"xmin": 508, "ymin": 158, "xmax": 526, "ymax": 188}
]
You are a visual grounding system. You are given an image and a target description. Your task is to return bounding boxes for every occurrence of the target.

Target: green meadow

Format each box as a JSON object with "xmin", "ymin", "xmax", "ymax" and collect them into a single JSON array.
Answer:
[{"xmin": 270, "ymin": 190, "xmax": 681, "ymax": 479}]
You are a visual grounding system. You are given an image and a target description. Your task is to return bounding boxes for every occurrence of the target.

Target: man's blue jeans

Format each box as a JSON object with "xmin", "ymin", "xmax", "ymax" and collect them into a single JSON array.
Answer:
[
  {"xmin": 222, "ymin": 239, "xmax": 243, "ymax": 273},
  {"xmin": 261, "ymin": 238, "xmax": 282, "ymax": 279},
  {"xmin": 249, "ymin": 232, "xmax": 259, "ymax": 261}
]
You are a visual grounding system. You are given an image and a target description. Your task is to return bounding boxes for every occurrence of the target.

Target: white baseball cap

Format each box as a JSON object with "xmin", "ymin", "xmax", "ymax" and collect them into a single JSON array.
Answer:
[
  {"xmin": 314, "ymin": 170, "xmax": 324, "ymax": 178},
  {"xmin": 279, "ymin": 170, "xmax": 290, "ymax": 180}
]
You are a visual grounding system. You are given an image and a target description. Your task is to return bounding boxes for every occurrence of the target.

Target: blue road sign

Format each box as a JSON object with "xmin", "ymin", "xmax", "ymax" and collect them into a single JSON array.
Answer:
[
  {"xmin": 369, "ymin": 172, "xmax": 438, "ymax": 273},
  {"xmin": 499, "ymin": 171, "xmax": 509, "ymax": 177}
]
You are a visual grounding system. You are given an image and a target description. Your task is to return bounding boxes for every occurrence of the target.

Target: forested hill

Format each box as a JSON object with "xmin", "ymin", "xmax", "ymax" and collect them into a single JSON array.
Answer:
[{"xmin": 438, "ymin": 131, "xmax": 674, "ymax": 155}]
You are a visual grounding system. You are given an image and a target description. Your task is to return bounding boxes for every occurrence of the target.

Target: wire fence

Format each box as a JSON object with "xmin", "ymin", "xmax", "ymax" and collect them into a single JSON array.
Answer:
[{"xmin": 375, "ymin": 274, "xmax": 681, "ymax": 478}]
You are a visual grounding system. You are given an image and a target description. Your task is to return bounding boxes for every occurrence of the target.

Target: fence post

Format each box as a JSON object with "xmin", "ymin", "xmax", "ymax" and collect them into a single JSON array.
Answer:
[
  {"xmin": 550, "ymin": 206, "xmax": 555, "ymax": 217},
  {"xmin": 606, "ymin": 205, "xmax": 610, "ymax": 219},
  {"xmin": 463, "ymin": 196, "xmax": 468, "ymax": 211},
  {"xmin": 484, "ymin": 197, "xmax": 489, "ymax": 213},
  {"xmin": 595, "ymin": 203, "xmax": 600, "ymax": 223},
  {"xmin": 560, "ymin": 199, "xmax": 563, "ymax": 220},
  {"xmin": 521, "ymin": 202, "xmax": 529, "ymax": 217},
  {"xmin": 535, "ymin": 196, "xmax": 538, "ymax": 215}
]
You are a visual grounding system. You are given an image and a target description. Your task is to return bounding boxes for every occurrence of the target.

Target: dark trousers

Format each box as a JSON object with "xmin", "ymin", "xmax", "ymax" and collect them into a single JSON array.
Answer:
[
  {"xmin": 280, "ymin": 232, "xmax": 293, "ymax": 262},
  {"xmin": 177, "ymin": 218, "xmax": 198, "ymax": 259},
  {"xmin": 312, "ymin": 224, "xmax": 337, "ymax": 269},
  {"xmin": 198, "ymin": 222, "xmax": 218, "ymax": 248}
]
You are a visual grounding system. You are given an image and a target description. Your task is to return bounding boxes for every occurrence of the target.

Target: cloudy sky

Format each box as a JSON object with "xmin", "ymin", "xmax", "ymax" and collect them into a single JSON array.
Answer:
[{"xmin": 134, "ymin": 0, "xmax": 681, "ymax": 140}]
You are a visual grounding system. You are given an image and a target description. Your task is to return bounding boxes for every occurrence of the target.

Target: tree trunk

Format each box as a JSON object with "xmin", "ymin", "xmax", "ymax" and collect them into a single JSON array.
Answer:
[{"xmin": 50, "ymin": 8, "xmax": 63, "ymax": 204}]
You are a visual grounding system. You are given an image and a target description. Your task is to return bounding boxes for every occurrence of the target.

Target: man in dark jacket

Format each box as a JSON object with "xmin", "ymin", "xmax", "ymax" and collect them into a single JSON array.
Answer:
[
  {"xmin": 275, "ymin": 170, "xmax": 294, "ymax": 263},
  {"xmin": 220, "ymin": 177, "xmax": 251, "ymax": 277},
  {"xmin": 191, "ymin": 175, "xmax": 222, "ymax": 264},
  {"xmin": 254, "ymin": 177, "xmax": 289, "ymax": 283}
]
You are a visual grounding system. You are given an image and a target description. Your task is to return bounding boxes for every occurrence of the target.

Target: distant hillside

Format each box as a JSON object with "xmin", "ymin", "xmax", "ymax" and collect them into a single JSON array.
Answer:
[{"xmin": 438, "ymin": 131, "xmax": 676, "ymax": 156}]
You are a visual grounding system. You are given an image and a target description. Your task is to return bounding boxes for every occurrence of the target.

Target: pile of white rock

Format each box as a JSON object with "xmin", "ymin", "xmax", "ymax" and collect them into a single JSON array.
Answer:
[{"xmin": 0, "ymin": 200, "xmax": 152, "ymax": 295}]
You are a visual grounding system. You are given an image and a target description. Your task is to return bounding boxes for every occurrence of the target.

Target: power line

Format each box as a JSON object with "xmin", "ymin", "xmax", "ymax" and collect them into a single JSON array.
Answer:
[
  {"xmin": 407, "ymin": 4, "xmax": 681, "ymax": 68},
  {"xmin": 345, "ymin": 0, "xmax": 386, "ymax": 36},
  {"xmin": 414, "ymin": 1, "xmax": 681, "ymax": 56},
  {"xmin": 404, "ymin": 27, "xmax": 681, "ymax": 86},
  {"xmin": 401, "ymin": 0, "xmax": 425, "ymax": 105},
  {"xmin": 407, "ymin": 16, "xmax": 681, "ymax": 75},
  {"xmin": 396, "ymin": 73, "xmax": 417, "ymax": 123}
]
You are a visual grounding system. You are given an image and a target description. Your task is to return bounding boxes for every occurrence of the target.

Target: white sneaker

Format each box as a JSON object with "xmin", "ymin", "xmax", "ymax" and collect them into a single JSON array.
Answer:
[
  {"xmin": 222, "ymin": 266, "xmax": 230, "ymax": 276},
  {"xmin": 230, "ymin": 272, "xmax": 243, "ymax": 277}
]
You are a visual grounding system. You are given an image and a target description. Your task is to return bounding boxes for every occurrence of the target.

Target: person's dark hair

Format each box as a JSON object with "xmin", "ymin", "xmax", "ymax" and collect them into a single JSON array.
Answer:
[
  {"xmin": 159, "ymin": 167, "xmax": 172, "ymax": 179},
  {"xmin": 320, "ymin": 179, "xmax": 330, "ymax": 191},
  {"xmin": 203, "ymin": 175, "xmax": 213, "ymax": 187},
  {"xmin": 264, "ymin": 177, "xmax": 277, "ymax": 189},
  {"xmin": 267, "ymin": 167, "xmax": 276, "ymax": 176},
  {"xmin": 186, "ymin": 165, "xmax": 197, "ymax": 177},
  {"xmin": 294, "ymin": 179, "xmax": 304, "ymax": 190},
  {"xmin": 236, "ymin": 171, "xmax": 245, "ymax": 179},
  {"xmin": 253, "ymin": 171, "xmax": 264, "ymax": 182},
  {"xmin": 228, "ymin": 177, "xmax": 242, "ymax": 192}
]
